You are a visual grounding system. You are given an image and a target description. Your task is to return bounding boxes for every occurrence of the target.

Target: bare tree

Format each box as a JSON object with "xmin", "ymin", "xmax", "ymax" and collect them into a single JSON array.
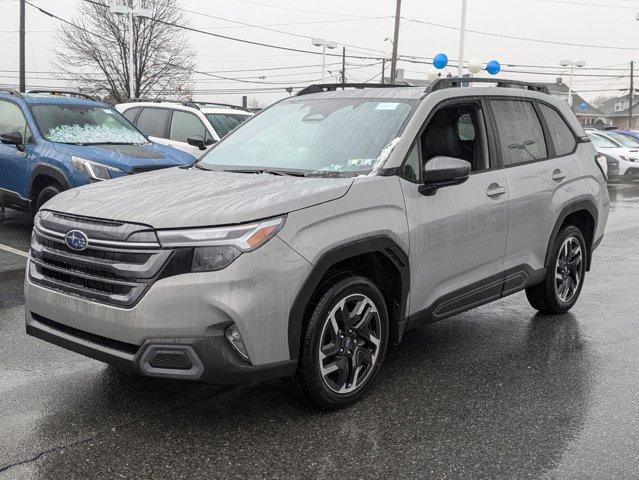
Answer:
[
  {"xmin": 248, "ymin": 97, "xmax": 264, "ymax": 110},
  {"xmin": 54, "ymin": 0, "xmax": 194, "ymax": 102}
]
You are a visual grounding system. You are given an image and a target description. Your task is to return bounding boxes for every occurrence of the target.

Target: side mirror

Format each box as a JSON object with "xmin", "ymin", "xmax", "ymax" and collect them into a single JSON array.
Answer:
[
  {"xmin": 0, "ymin": 131, "xmax": 25, "ymax": 151},
  {"xmin": 187, "ymin": 135, "xmax": 207, "ymax": 150},
  {"xmin": 419, "ymin": 156, "xmax": 471, "ymax": 196}
]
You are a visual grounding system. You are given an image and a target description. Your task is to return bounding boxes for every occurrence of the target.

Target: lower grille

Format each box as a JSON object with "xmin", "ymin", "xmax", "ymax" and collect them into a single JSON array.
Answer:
[{"xmin": 30, "ymin": 212, "xmax": 172, "ymax": 307}]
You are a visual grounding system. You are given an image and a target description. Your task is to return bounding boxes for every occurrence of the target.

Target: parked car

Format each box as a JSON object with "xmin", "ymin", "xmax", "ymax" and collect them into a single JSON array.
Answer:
[
  {"xmin": 611, "ymin": 128, "xmax": 639, "ymax": 143},
  {"xmin": 0, "ymin": 90, "xmax": 194, "ymax": 216},
  {"xmin": 588, "ymin": 131, "xmax": 639, "ymax": 181},
  {"xmin": 116, "ymin": 100, "xmax": 253, "ymax": 158},
  {"xmin": 25, "ymin": 80, "xmax": 609, "ymax": 409}
]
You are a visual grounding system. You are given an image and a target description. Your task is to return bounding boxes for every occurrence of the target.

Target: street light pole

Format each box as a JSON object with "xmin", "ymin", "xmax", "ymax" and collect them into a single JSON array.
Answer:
[
  {"xmin": 311, "ymin": 38, "xmax": 338, "ymax": 83},
  {"xmin": 110, "ymin": 3, "xmax": 151, "ymax": 100},
  {"xmin": 560, "ymin": 60, "xmax": 586, "ymax": 107},
  {"xmin": 458, "ymin": 0, "xmax": 468, "ymax": 77}
]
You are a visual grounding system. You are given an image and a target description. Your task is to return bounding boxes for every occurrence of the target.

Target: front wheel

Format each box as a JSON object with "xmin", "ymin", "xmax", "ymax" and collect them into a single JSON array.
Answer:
[
  {"xmin": 526, "ymin": 225, "xmax": 587, "ymax": 314},
  {"xmin": 33, "ymin": 184, "xmax": 61, "ymax": 216},
  {"xmin": 290, "ymin": 276, "xmax": 389, "ymax": 410}
]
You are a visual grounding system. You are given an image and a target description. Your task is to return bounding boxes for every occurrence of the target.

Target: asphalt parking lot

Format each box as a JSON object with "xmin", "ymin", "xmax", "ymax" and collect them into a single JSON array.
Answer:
[{"xmin": 1, "ymin": 184, "xmax": 638, "ymax": 480}]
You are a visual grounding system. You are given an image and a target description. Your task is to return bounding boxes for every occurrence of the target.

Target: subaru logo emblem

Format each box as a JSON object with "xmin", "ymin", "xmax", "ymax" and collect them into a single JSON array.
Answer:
[{"xmin": 64, "ymin": 230, "xmax": 89, "ymax": 251}]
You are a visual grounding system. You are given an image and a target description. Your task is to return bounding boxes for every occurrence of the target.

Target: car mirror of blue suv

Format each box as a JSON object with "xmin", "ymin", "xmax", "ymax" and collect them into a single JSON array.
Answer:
[{"xmin": 0, "ymin": 130, "xmax": 25, "ymax": 152}]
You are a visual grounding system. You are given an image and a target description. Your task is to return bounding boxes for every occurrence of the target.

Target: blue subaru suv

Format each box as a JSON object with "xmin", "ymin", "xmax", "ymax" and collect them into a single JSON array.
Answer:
[{"xmin": 0, "ymin": 89, "xmax": 193, "ymax": 217}]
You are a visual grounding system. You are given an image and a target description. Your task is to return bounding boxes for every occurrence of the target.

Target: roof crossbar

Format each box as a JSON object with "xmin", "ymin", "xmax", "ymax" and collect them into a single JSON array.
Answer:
[
  {"xmin": 128, "ymin": 98, "xmax": 249, "ymax": 112},
  {"xmin": 425, "ymin": 77, "xmax": 550, "ymax": 95}
]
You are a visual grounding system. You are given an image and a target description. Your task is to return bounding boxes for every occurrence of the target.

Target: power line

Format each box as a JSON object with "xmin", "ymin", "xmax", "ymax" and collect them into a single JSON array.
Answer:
[{"xmin": 401, "ymin": 16, "xmax": 639, "ymax": 51}]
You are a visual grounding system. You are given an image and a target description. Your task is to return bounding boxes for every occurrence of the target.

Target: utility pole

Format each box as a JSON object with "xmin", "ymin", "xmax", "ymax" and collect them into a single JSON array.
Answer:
[
  {"xmin": 458, "ymin": 0, "xmax": 468, "ymax": 77},
  {"xmin": 19, "ymin": 0, "xmax": 26, "ymax": 92},
  {"xmin": 341, "ymin": 47, "xmax": 346, "ymax": 87},
  {"xmin": 390, "ymin": 0, "xmax": 401, "ymax": 84},
  {"xmin": 629, "ymin": 60, "xmax": 634, "ymax": 129},
  {"xmin": 381, "ymin": 59, "xmax": 386, "ymax": 84}
]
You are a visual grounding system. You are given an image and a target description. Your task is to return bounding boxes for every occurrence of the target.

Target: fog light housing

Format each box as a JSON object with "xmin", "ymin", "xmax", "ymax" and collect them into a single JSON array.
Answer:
[{"xmin": 225, "ymin": 324, "xmax": 249, "ymax": 362}]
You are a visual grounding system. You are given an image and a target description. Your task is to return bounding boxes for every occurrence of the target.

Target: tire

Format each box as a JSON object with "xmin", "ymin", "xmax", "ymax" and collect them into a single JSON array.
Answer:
[
  {"xmin": 289, "ymin": 275, "xmax": 389, "ymax": 410},
  {"xmin": 33, "ymin": 184, "xmax": 61, "ymax": 215},
  {"xmin": 526, "ymin": 225, "xmax": 587, "ymax": 314}
]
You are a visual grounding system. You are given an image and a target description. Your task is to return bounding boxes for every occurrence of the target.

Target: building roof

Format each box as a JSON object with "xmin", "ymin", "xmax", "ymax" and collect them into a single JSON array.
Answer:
[
  {"xmin": 540, "ymin": 79, "xmax": 605, "ymax": 116},
  {"xmin": 595, "ymin": 93, "xmax": 639, "ymax": 117}
]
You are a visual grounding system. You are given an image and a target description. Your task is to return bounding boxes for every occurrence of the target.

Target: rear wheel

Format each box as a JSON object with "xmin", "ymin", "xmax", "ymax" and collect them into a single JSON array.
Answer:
[
  {"xmin": 290, "ymin": 276, "xmax": 389, "ymax": 410},
  {"xmin": 526, "ymin": 225, "xmax": 586, "ymax": 314}
]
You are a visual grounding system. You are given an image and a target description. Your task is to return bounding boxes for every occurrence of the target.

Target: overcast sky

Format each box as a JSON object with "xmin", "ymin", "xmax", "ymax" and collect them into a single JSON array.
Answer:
[{"xmin": 1, "ymin": 0, "xmax": 637, "ymax": 105}]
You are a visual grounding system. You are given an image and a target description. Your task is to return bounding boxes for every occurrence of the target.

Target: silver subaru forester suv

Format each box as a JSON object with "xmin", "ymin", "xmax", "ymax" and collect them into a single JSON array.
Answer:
[{"xmin": 25, "ymin": 79, "xmax": 609, "ymax": 409}]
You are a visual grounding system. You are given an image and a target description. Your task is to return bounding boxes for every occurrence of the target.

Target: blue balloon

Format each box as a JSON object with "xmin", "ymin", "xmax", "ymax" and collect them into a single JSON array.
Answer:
[
  {"xmin": 486, "ymin": 60, "xmax": 501, "ymax": 75},
  {"xmin": 579, "ymin": 102, "xmax": 588, "ymax": 111},
  {"xmin": 433, "ymin": 53, "xmax": 448, "ymax": 70}
]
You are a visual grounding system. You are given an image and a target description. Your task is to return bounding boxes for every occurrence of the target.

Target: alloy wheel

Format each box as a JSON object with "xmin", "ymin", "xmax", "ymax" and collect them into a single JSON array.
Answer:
[
  {"xmin": 318, "ymin": 294, "xmax": 382, "ymax": 394},
  {"xmin": 555, "ymin": 236, "xmax": 583, "ymax": 303}
]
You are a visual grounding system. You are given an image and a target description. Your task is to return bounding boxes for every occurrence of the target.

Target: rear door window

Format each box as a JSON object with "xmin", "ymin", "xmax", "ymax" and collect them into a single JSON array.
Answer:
[
  {"xmin": 490, "ymin": 100, "xmax": 547, "ymax": 166},
  {"xmin": 538, "ymin": 104, "xmax": 576, "ymax": 156},
  {"xmin": 136, "ymin": 108, "xmax": 170, "ymax": 138},
  {"xmin": 169, "ymin": 111, "xmax": 206, "ymax": 143}
]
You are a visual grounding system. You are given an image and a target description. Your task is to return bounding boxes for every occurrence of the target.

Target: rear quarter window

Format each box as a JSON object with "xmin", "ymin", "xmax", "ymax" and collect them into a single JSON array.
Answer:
[
  {"xmin": 122, "ymin": 107, "xmax": 141, "ymax": 123},
  {"xmin": 539, "ymin": 104, "xmax": 576, "ymax": 156}
]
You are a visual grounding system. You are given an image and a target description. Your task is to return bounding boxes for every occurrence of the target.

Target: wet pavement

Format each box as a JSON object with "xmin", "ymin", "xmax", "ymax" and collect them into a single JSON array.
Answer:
[{"xmin": 1, "ymin": 184, "xmax": 638, "ymax": 479}]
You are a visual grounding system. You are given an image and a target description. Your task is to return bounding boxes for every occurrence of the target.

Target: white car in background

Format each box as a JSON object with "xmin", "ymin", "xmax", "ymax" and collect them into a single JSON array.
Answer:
[
  {"xmin": 116, "ymin": 100, "xmax": 253, "ymax": 158},
  {"xmin": 588, "ymin": 131, "xmax": 639, "ymax": 182}
]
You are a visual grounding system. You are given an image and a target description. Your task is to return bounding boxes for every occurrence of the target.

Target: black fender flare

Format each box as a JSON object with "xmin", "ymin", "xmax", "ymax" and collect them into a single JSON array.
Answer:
[
  {"xmin": 287, "ymin": 236, "xmax": 410, "ymax": 360},
  {"xmin": 30, "ymin": 164, "xmax": 71, "ymax": 199},
  {"xmin": 545, "ymin": 199, "xmax": 598, "ymax": 271}
]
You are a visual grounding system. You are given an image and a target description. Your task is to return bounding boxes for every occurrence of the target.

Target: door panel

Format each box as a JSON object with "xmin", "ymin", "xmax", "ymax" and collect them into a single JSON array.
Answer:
[
  {"xmin": 401, "ymin": 170, "xmax": 509, "ymax": 316},
  {"xmin": 503, "ymin": 158, "xmax": 567, "ymax": 271}
]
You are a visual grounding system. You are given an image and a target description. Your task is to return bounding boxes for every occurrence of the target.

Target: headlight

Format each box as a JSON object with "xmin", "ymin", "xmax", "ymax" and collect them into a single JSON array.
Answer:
[
  {"xmin": 157, "ymin": 217, "xmax": 285, "ymax": 273},
  {"xmin": 72, "ymin": 156, "xmax": 123, "ymax": 180},
  {"xmin": 619, "ymin": 155, "xmax": 637, "ymax": 162}
]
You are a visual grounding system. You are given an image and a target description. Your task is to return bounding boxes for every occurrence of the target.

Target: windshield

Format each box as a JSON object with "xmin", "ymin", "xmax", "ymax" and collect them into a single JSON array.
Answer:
[
  {"xmin": 198, "ymin": 98, "xmax": 416, "ymax": 176},
  {"xmin": 31, "ymin": 104, "xmax": 147, "ymax": 145},
  {"xmin": 605, "ymin": 131, "xmax": 639, "ymax": 147},
  {"xmin": 205, "ymin": 113, "xmax": 252, "ymax": 138},
  {"xmin": 589, "ymin": 133, "xmax": 618, "ymax": 149}
]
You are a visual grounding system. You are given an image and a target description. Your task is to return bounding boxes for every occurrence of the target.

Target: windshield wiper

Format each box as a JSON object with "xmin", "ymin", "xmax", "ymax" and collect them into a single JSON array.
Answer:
[
  {"xmin": 224, "ymin": 168, "xmax": 307, "ymax": 177},
  {"xmin": 81, "ymin": 142, "xmax": 141, "ymax": 146}
]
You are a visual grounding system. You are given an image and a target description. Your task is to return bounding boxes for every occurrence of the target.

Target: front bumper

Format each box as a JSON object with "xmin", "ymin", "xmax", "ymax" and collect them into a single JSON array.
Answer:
[
  {"xmin": 25, "ymin": 234, "xmax": 312, "ymax": 380},
  {"xmin": 26, "ymin": 312, "xmax": 296, "ymax": 384}
]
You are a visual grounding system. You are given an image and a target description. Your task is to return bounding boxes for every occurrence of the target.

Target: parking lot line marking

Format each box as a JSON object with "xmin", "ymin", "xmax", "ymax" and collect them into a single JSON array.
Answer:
[{"xmin": 0, "ymin": 243, "xmax": 29, "ymax": 258}]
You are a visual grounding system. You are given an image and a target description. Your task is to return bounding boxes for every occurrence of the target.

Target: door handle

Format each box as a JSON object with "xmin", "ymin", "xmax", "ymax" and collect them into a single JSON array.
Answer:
[
  {"xmin": 552, "ymin": 169, "xmax": 567, "ymax": 181},
  {"xmin": 486, "ymin": 184, "xmax": 507, "ymax": 197}
]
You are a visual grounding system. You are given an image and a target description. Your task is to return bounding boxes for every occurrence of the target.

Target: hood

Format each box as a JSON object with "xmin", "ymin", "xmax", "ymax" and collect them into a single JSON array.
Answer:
[
  {"xmin": 44, "ymin": 167, "xmax": 353, "ymax": 229},
  {"xmin": 598, "ymin": 146, "xmax": 639, "ymax": 159},
  {"xmin": 52, "ymin": 142, "xmax": 194, "ymax": 172}
]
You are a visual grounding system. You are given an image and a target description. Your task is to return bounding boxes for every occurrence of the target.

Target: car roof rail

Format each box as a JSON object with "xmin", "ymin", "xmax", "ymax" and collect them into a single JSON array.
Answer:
[
  {"xmin": 192, "ymin": 101, "xmax": 250, "ymax": 112},
  {"xmin": 296, "ymin": 83, "xmax": 410, "ymax": 96},
  {"xmin": 128, "ymin": 97, "xmax": 203, "ymax": 110},
  {"xmin": 0, "ymin": 88, "xmax": 24, "ymax": 99},
  {"xmin": 27, "ymin": 89, "xmax": 98, "ymax": 101},
  {"xmin": 425, "ymin": 77, "xmax": 550, "ymax": 95}
]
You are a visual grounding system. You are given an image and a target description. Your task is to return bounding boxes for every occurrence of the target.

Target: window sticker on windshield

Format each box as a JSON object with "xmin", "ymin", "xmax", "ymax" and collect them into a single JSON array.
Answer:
[
  {"xmin": 102, "ymin": 108, "xmax": 115, "ymax": 114},
  {"xmin": 376, "ymin": 103, "xmax": 399, "ymax": 110},
  {"xmin": 347, "ymin": 159, "xmax": 375, "ymax": 166}
]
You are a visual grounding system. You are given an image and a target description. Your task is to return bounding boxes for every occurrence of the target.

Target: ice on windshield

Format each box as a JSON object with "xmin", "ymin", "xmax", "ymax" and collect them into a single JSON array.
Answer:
[
  {"xmin": 46, "ymin": 124, "xmax": 146, "ymax": 144},
  {"xmin": 31, "ymin": 105, "xmax": 147, "ymax": 144}
]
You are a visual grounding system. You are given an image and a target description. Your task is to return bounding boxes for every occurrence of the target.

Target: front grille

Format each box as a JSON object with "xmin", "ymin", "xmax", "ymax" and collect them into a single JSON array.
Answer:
[{"xmin": 30, "ymin": 212, "xmax": 172, "ymax": 308}]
